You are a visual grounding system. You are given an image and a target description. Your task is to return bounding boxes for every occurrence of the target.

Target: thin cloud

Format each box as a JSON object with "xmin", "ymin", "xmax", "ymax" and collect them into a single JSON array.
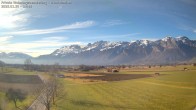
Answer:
[
  {"xmin": 178, "ymin": 24, "xmax": 196, "ymax": 33},
  {"xmin": 36, "ymin": 36, "xmax": 68, "ymax": 43},
  {"xmin": 95, "ymin": 33, "xmax": 141, "ymax": 39},
  {"xmin": 77, "ymin": 33, "xmax": 141, "ymax": 42},
  {"xmin": 102, "ymin": 20, "xmax": 127, "ymax": 27},
  {"xmin": 5, "ymin": 21, "xmax": 96, "ymax": 35},
  {"xmin": 0, "ymin": 36, "xmax": 84, "ymax": 57},
  {"xmin": 0, "ymin": 36, "xmax": 13, "ymax": 44},
  {"xmin": 0, "ymin": 1, "xmax": 29, "ymax": 29}
]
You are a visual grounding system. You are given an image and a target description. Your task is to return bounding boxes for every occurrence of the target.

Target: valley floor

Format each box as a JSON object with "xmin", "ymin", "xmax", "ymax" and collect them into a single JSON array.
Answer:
[
  {"xmin": 0, "ymin": 65, "xmax": 196, "ymax": 110},
  {"xmin": 53, "ymin": 66, "xmax": 196, "ymax": 110}
]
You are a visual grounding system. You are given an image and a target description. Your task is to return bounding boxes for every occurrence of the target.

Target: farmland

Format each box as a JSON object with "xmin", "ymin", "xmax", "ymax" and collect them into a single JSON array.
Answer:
[
  {"xmin": 0, "ymin": 68, "xmax": 43, "ymax": 110},
  {"xmin": 52, "ymin": 65, "xmax": 196, "ymax": 110},
  {"xmin": 0, "ymin": 65, "xmax": 196, "ymax": 110}
]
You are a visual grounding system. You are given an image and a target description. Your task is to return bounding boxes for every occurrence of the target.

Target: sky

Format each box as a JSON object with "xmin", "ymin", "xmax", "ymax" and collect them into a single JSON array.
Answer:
[{"xmin": 0, "ymin": 0, "xmax": 196, "ymax": 57}]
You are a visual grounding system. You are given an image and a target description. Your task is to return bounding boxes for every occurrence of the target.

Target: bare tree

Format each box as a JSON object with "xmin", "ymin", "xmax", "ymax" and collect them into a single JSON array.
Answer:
[
  {"xmin": 51, "ymin": 77, "xmax": 65, "ymax": 105},
  {"xmin": 0, "ymin": 61, "xmax": 5, "ymax": 73},
  {"xmin": 51, "ymin": 63, "xmax": 64, "ymax": 104},
  {"xmin": 38, "ymin": 82, "xmax": 54, "ymax": 110},
  {"xmin": 24, "ymin": 58, "xmax": 33, "ymax": 71},
  {"xmin": 37, "ymin": 76, "xmax": 65, "ymax": 110},
  {"xmin": 6, "ymin": 88, "xmax": 26, "ymax": 109},
  {"xmin": 35, "ymin": 63, "xmax": 65, "ymax": 110}
]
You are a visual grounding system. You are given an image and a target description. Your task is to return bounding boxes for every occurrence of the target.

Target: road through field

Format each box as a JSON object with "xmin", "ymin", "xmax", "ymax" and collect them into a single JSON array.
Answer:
[
  {"xmin": 27, "ymin": 74, "xmax": 47, "ymax": 110},
  {"xmin": 27, "ymin": 96, "xmax": 46, "ymax": 110}
]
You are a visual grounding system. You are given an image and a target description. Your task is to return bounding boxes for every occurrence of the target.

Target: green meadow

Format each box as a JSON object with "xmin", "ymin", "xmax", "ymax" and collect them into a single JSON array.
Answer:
[
  {"xmin": 54, "ymin": 66, "xmax": 196, "ymax": 110},
  {"xmin": 0, "ymin": 92, "xmax": 35, "ymax": 110}
]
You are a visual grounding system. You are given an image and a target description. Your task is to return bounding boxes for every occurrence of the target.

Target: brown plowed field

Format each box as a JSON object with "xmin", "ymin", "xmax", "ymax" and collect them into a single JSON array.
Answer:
[{"xmin": 77, "ymin": 73, "xmax": 152, "ymax": 81}]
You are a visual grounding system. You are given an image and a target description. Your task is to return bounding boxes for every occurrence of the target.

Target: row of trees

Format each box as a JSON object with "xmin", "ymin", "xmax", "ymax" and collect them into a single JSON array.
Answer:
[
  {"xmin": 4, "ymin": 77, "xmax": 64, "ymax": 110},
  {"xmin": 78, "ymin": 65, "xmax": 104, "ymax": 71},
  {"xmin": 24, "ymin": 59, "xmax": 63, "ymax": 73},
  {"xmin": 36, "ymin": 73, "xmax": 65, "ymax": 110},
  {"xmin": 28, "ymin": 61, "xmax": 64, "ymax": 110},
  {"xmin": 24, "ymin": 58, "xmax": 63, "ymax": 110}
]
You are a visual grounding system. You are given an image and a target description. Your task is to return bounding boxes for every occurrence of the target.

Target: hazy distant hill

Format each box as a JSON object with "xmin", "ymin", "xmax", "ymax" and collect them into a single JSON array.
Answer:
[
  {"xmin": 0, "ymin": 52, "xmax": 32, "ymax": 64},
  {"xmin": 35, "ymin": 36, "xmax": 196, "ymax": 65},
  {"xmin": 0, "ymin": 60, "xmax": 5, "ymax": 65}
]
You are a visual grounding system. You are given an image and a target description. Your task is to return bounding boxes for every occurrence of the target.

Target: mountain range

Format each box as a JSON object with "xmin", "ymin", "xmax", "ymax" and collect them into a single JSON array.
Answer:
[{"xmin": 0, "ymin": 36, "xmax": 196, "ymax": 65}]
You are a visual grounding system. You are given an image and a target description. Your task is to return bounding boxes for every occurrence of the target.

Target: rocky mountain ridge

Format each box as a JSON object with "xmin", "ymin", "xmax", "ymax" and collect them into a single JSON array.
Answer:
[{"xmin": 37, "ymin": 36, "xmax": 196, "ymax": 65}]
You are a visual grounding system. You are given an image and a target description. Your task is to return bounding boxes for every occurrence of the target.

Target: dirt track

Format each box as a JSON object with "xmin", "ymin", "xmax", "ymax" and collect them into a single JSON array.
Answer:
[{"xmin": 78, "ymin": 73, "xmax": 153, "ymax": 81}]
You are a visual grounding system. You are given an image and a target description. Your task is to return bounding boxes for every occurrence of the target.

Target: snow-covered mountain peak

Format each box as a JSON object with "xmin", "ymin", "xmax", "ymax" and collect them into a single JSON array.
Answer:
[
  {"xmin": 161, "ymin": 36, "xmax": 172, "ymax": 41},
  {"xmin": 99, "ymin": 41, "xmax": 122, "ymax": 51},
  {"xmin": 51, "ymin": 36, "xmax": 194, "ymax": 56},
  {"xmin": 55, "ymin": 45, "xmax": 82, "ymax": 55},
  {"xmin": 140, "ymin": 40, "xmax": 150, "ymax": 45},
  {"xmin": 131, "ymin": 39, "xmax": 151, "ymax": 46},
  {"xmin": 175, "ymin": 36, "xmax": 189, "ymax": 42}
]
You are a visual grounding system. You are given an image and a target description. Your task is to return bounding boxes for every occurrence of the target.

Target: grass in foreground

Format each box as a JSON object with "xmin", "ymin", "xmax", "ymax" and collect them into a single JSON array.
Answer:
[
  {"xmin": 54, "ymin": 70, "xmax": 196, "ymax": 110},
  {"xmin": 0, "ymin": 91, "xmax": 35, "ymax": 110}
]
